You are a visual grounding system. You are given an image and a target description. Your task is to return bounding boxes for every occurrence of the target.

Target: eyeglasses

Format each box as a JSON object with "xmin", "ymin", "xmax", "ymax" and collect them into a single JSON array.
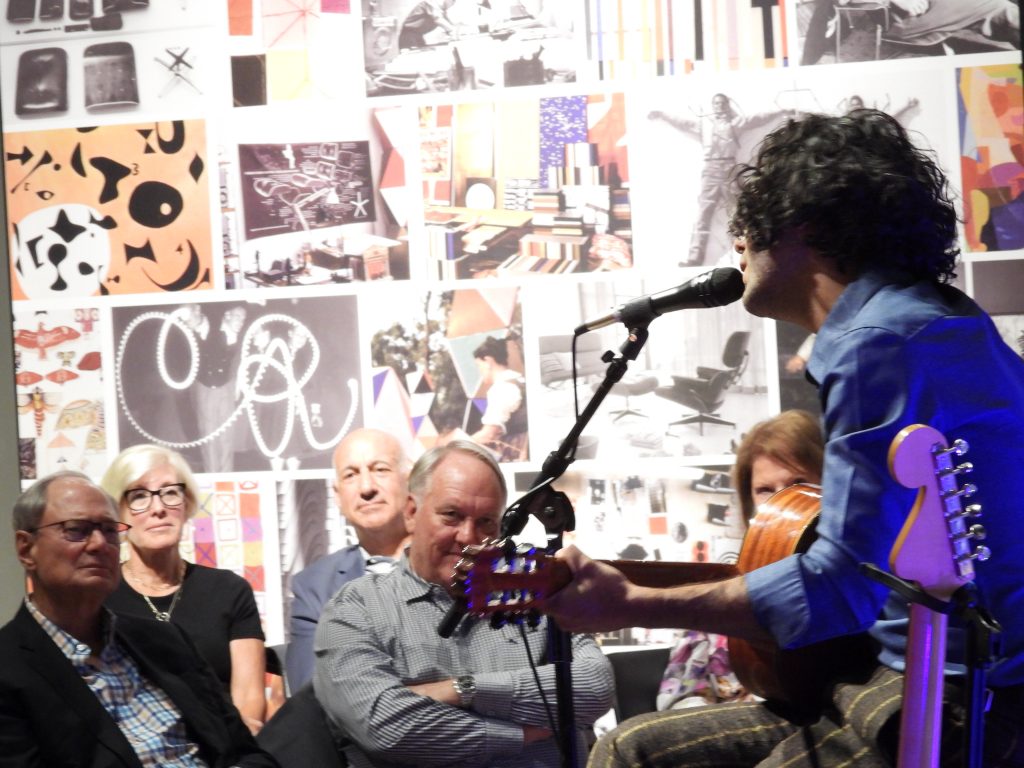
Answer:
[
  {"xmin": 30, "ymin": 519, "xmax": 131, "ymax": 545},
  {"xmin": 124, "ymin": 483, "xmax": 186, "ymax": 513}
]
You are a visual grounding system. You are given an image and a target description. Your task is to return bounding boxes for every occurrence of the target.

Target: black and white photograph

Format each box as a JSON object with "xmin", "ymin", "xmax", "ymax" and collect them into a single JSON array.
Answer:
[
  {"xmin": 230, "ymin": 229, "xmax": 406, "ymax": 289},
  {"xmin": 0, "ymin": 0, "xmax": 216, "ymax": 45},
  {"xmin": 112, "ymin": 293, "xmax": 362, "ymax": 473},
  {"xmin": 363, "ymin": 0, "xmax": 578, "ymax": 96},
  {"xmin": 628, "ymin": 65, "xmax": 950, "ymax": 272},
  {"xmin": 1, "ymin": 28, "xmax": 214, "ymax": 128},
  {"xmin": 971, "ymin": 256, "xmax": 1024, "ymax": 361},
  {"xmin": 273, "ymin": 476, "xmax": 357, "ymax": 614},
  {"xmin": 795, "ymin": 0, "xmax": 1020, "ymax": 66},
  {"xmin": 525, "ymin": 270, "xmax": 771, "ymax": 463},
  {"xmin": 775, "ymin": 320, "xmax": 820, "ymax": 416},
  {"xmin": 238, "ymin": 140, "xmax": 376, "ymax": 240}
]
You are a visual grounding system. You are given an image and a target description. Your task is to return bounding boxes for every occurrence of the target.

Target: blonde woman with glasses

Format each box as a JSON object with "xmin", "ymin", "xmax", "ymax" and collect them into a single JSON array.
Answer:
[{"xmin": 101, "ymin": 444, "xmax": 266, "ymax": 734}]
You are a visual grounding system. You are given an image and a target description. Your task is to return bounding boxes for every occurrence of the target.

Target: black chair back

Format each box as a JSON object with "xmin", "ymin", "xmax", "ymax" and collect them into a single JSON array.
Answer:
[
  {"xmin": 607, "ymin": 646, "xmax": 672, "ymax": 721},
  {"xmin": 257, "ymin": 683, "xmax": 347, "ymax": 768},
  {"xmin": 722, "ymin": 331, "xmax": 751, "ymax": 371}
]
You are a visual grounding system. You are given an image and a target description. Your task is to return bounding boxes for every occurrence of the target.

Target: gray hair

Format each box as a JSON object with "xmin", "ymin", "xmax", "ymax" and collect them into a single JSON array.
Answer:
[
  {"xmin": 407, "ymin": 440, "xmax": 507, "ymax": 509},
  {"xmin": 100, "ymin": 444, "xmax": 200, "ymax": 520},
  {"xmin": 13, "ymin": 471, "xmax": 116, "ymax": 532}
]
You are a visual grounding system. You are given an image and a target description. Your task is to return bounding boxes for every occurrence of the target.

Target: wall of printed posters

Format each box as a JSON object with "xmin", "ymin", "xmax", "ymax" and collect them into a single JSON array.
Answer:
[{"xmin": 1, "ymin": 1, "xmax": 1022, "ymax": 647}]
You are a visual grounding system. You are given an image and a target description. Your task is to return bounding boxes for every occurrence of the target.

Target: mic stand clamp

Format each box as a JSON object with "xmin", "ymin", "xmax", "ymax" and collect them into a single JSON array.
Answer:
[{"xmin": 860, "ymin": 564, "xmax": 1003, "ymax": 768}]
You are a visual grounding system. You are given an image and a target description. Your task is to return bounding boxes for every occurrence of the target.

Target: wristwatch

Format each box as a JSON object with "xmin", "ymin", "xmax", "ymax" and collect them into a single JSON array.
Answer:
[{"xmin": 452, "ymin": 674, "xmax": 477, "ymax": 708}]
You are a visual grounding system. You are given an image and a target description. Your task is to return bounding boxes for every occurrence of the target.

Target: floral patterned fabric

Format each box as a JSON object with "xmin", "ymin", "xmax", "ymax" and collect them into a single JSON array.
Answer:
[{"xmin": 656, "ymin": 630, "xmax": 758, "ymax": 710}]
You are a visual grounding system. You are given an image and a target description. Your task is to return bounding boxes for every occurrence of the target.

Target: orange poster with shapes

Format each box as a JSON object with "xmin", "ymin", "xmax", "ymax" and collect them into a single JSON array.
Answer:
[{"xmin": 5, "ymin": 120, "xmax": 213, "ymax": 300}]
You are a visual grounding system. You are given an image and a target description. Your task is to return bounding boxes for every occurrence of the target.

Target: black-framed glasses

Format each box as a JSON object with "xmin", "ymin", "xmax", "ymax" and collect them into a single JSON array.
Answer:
[
  {"xmin": 124, "ymin": 483, "xmax": 186, "ymax": 513},
  {"xmin": 30, "ymin": 519, "xmax": 131, "ymax": 545}
]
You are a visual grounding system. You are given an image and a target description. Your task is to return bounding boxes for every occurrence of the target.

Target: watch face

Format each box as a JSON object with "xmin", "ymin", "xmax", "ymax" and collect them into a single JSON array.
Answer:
[{"xmin": 454, "ymin": 674, "xmax": 476, "ymax": 705}]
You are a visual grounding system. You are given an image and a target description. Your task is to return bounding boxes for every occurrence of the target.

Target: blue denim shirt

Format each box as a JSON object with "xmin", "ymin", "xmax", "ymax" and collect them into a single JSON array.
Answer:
[{"xmin": 745, "ymin": 270, "xmax": 1024, "ymax": 686}]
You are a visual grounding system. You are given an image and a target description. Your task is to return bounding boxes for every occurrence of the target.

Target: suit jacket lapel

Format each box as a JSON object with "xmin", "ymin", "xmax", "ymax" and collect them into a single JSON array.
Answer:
[
  {"xmin": 332, "ymin": 546, "xmax": 365, "ymax": 596},
  {"xmin": 115, "ymin": 617, "xmax": 230, "ymax": 762},
  {"xmin": 14, "ymin": 606, "xmax": 141, "ymax": 767}
]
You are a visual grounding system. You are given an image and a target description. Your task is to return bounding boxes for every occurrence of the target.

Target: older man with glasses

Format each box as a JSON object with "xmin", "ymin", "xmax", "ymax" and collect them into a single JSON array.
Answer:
[{"xmin": 0, "ymin": 470, "xmax": 279, "ymax": 768}]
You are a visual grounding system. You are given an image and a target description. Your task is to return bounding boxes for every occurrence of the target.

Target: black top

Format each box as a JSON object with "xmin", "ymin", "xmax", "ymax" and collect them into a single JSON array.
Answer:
[{"xmin": 106, "ymin": 562, "xmax": 264, "ymax": 690}]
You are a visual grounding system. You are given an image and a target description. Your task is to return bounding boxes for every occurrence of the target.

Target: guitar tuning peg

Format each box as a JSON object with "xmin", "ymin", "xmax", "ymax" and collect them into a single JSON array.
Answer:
[
  {"xmin": 937, "ymin": 438, "xmax": 970, "ymax": 457},
  {"xmin": 939, "ymin": 461, "xmax": 973, "ymax": 477},
  {"xmin": 953, "ymin": 524, "xmax": 986, "ymax": 543},
  {"xmin": 942, "ymin": 483, "xmax": 977, "ymax": 500},
  {"xmin": 959, "ymin": 545, "xmax": 991, "ymax": 563},
  {"xmin": 946, "ymin": 503, "xmax": 983, "ymax": 521}
]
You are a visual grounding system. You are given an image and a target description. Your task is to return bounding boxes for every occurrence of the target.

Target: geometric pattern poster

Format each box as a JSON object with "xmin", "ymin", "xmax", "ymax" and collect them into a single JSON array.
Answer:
[{"xmin": 181, "ymin": 478, "xmax": 284, "ymax": 645}]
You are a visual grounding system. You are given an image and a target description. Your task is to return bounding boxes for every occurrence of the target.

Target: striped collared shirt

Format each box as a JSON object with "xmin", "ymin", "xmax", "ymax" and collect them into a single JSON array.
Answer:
[
  {"xmin": 25, "ymin": 597, "xmax": 208, "ymax": 768},
  {"xmin": 313, "ymin": 555, "xmax": 615, "ymax": 768}
]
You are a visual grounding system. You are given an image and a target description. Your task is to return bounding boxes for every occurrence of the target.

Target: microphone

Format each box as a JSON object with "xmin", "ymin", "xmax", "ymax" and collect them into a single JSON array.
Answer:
[
  {"xmin": 574, "ymin": 267, "xmax": 744, "ymax": 335},
  {"xmin": 437, "ymin": 597, "xmax": 467, "ymax": 639}
]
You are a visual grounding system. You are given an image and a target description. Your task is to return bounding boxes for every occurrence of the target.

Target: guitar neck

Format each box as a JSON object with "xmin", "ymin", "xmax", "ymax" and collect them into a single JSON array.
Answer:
[
  {"xmin": 530, "ymin": 558, "xmax": 739, "ymax": 593},
  {"xmin": 605, "ymin": 559, "xmax": 739, "ymax": 588}
]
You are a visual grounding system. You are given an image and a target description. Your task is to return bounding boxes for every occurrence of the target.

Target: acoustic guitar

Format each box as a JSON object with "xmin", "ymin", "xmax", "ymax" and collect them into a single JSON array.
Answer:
[{"xmin": 454, "ymin": 482, "xmax": 873, "ymax": 708}]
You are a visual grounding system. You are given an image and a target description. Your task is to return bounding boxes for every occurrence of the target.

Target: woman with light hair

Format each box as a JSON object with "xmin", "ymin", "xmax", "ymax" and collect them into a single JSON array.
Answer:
[{"xmin": 101, "ymin": 444, "xmax": 267, "ymax": 733}]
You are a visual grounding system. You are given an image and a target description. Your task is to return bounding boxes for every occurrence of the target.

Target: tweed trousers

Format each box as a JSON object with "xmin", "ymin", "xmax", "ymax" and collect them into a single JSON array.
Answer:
[{"xmin": 589, "ymin": 665, "xmax": 1024, "ymax": 768}]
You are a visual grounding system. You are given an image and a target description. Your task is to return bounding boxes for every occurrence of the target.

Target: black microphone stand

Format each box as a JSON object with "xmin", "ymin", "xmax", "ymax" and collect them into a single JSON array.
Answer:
[
  {"xmin": 499, "ymin": 326, "xmax": 650, "ymax": 768},
  {"xmin": 861, "ymin": 563, "xmax": 1002, "ymax": 768}
]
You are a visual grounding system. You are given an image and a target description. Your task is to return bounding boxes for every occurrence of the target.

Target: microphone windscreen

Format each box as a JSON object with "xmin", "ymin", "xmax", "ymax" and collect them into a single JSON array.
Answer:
[{"xmin": 706, "ymin": 268, "xmax": 745, "ymax": 307}]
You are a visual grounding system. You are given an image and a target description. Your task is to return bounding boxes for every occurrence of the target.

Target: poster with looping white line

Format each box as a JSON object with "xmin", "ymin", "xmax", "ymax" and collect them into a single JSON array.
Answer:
[{"xmin": 111, "ymin": 295, "xmax": 361, "ymax": 473}]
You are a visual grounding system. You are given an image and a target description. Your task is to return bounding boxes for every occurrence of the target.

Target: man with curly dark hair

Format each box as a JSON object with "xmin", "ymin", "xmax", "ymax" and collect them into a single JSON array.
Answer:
[
  {"xmin": 541, "ymin": 110, "xmax": 1024, "ymax": 766},
  {"xmin": 729, "ymin": 109, "xmax": 959, "ymax": 287}
]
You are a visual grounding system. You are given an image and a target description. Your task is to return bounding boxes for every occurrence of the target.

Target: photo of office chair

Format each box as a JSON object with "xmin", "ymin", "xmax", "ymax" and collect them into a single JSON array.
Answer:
[{"xmin": 655, "ymin": 330, "xmax": 751, "ymax": 435}]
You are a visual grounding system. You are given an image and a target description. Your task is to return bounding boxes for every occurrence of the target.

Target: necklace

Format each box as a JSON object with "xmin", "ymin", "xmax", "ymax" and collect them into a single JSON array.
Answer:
[
  {"xmin": 124, "ymin": 559, "xmax": 186, "ymax": 622},
  {"xmin": 124, "ymin": 558, "xmax": 185, "ymax": 590},
  {"xmin": 142, "ymin": 589, "xmax": 182, "ymax": 622}
]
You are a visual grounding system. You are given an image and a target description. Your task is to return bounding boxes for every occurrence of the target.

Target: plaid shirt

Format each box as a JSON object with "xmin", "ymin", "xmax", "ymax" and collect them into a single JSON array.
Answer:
[{"xmin": 25, "ymin": 597, "xmax": 208, "ymax": 768}]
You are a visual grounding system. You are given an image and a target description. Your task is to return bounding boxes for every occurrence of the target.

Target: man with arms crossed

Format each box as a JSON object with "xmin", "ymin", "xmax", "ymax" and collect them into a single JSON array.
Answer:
[{"xmin": 314, "ymin": 440, "xmax": 614, "ymax": 767}]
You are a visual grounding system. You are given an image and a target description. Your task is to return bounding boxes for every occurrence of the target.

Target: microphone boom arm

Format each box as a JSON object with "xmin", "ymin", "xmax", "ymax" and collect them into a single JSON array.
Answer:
[
  {"xmin": 501, "ymin": 325, "xmax": 650, "ymax": 538},
  {"xmin": 497, "ymin": 324, "xmax": 650, "ymax": 768}
]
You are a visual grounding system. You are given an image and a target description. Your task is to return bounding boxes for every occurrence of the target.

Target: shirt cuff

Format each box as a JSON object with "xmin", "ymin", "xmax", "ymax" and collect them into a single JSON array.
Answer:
[
  {"xmin": 472, "ymin": 671, "xmax": 517, "ymax": 720},
  {"xmin": 744, "ymin": 556, "xmax": 811, "ymax": 648}
]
